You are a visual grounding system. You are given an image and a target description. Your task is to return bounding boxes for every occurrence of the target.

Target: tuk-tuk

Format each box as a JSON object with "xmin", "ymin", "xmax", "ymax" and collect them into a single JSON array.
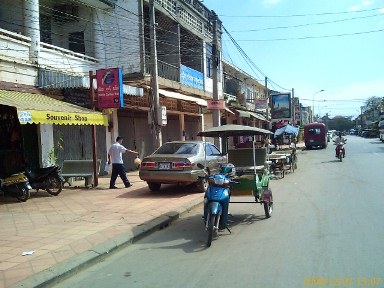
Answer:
[{"xmin": 197, "ymin": 124, "xmax": 274, "ymax": 218}]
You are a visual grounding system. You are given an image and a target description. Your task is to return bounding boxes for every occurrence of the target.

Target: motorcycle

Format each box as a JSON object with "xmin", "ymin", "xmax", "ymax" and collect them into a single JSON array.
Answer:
[
  {"xmin": 24, "ymin": 165, "xmax": 65, "ymax": 196},
  {"xmin": 0, "ymin": 172, "xmax": 32, "ymax": 202},
  {"xmin": 334, "ymin": 139, "xmax": 346, "ymax": 162},
  {"xmin": 198, "ymin": 163, "xmax": 238, "ymax": 247}
]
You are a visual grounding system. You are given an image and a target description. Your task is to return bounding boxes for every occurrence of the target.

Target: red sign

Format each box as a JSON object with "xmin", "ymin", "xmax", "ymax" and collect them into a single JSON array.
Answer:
[
  {"xmin": 207, "ymin": 99, "xmax": 225, "ymax": 110},
  {"xmin": 255, "ymin": 98, "xmax": 268, "ymax": 110},
  {"xmin": 96, "ymin": 68, "xmax": 123, "ymax": 109}
]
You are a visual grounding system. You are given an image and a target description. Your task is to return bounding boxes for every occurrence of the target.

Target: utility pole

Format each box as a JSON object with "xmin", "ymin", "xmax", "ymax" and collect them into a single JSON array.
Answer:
[
  {"xmin": 291, "ymin": 87, "xmax": 294, "ymax": 124},
  {"xmin": 149, "ymin": 0, "xmax": 162, "ymax": 149},
  {"xmin": 360, "ymin": 106, "xmax": 364, "ymax": 130},
  {"xmin": 211, "ymin": 11, "xmax": 220, "ymax": 147},
  {"xmin": 264, "ymin": 77, "xmax": 269, "ymax": 129},
  {"xmin": 89, "ymin": 71, "xmax": 98, "ymax": 187}
]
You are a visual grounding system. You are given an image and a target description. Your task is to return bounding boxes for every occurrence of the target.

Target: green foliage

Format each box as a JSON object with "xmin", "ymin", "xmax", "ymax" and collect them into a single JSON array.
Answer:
[{"xmin": 44, "ymin": 133, "xmax": 63, "ymax": 166}]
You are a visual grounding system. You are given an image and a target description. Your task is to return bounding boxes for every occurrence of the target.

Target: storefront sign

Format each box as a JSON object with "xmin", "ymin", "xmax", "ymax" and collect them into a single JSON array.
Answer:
[
  {"xmin": 255, "ymin": 98, "xmax": 268, "ymax": 110},
  {"xmin": 96, "ymin": 68, "xmax": 123, "ymax": 109},
  {"xmin": 180, "ymin": 65, "xmax": 204, "ymax": 90},
  {"xmin": 160, "ymin": 106, "xmax": 167, "ymax": 126},
  {"xmin": 18, "ymin": 110, "xmax": 108, "ymax": 126},
  {"xmin": 207, "ymin": 99, "xmax": 225, "ymax": 110}
]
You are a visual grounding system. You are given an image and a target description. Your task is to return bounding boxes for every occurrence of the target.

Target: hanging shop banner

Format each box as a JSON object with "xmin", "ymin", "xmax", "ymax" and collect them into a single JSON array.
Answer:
[
  {"xmin": 96, "ymin": 68, "xmax": 124, "ymax": 109},
  {"xmin": 271, "ymin": 93, "xmax": 292, "ymax": 121},
  {"xmin": 207, "ymin": 99, "xmax": 225, "ymax": 110},
  {"xmin": 255, "ymin": 98, "xmax": 268, "ymax": 110}
]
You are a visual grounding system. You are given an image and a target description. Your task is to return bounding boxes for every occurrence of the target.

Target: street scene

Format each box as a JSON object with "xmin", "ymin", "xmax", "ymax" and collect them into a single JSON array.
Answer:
[
  {"xmin": 1, "ymin": 135, "xmax": 383, "ymax": 288},
  {"xmin": 1, "ymin": 0, "xmax": 384, "ymax": 288}
]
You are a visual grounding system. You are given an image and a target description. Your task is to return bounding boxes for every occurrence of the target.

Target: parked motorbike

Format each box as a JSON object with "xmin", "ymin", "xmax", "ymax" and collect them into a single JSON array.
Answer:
[
  {"xmin": 24, "ymin": 165, "xmax": 65, "ymax": 196},
  {"xmin": 333, "ymin": 139, "xmax": 346, "ymax": 162},
  {"xmin": 0, "ymin": 172, "xmax": 32, "ymax": 202},
  {"xmin": 198, "ymin": 163, "xmax": 238, "ymax": 247}
]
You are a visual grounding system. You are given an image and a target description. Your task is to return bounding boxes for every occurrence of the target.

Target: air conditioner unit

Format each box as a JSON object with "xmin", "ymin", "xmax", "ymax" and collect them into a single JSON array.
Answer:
[{"xmin": 53, "ymin": 5, "xmax": 79, "ymax": 23}]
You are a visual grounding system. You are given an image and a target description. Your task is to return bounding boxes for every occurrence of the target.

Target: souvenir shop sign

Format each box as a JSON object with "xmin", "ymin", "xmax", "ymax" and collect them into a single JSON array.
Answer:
[{"xmin": 0, "ymin": 90, "xmax": 108, "ymax": 126}]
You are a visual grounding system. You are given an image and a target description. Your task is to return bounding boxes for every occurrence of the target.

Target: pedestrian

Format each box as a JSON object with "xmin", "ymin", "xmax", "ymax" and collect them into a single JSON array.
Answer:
[{"xmin": 108, "ymin": 136, "xmax": 138, "ymax": 189}]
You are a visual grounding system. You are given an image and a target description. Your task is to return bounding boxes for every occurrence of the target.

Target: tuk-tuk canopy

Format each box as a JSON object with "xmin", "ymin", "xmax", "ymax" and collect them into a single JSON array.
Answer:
[{"xmin": 274, "ymin": 124, "xmax": 299, "ymax": 138}]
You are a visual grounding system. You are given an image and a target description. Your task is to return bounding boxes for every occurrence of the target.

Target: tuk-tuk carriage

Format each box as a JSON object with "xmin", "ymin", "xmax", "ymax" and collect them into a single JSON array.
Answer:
[{"xmin": 197, "ymin": 124, "xmax": 274, "ymax": 219}]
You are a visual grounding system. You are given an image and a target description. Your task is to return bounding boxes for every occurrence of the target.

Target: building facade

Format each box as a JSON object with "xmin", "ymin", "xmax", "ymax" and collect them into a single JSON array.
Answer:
[{"xmin": 0, "ymin": 0, "xmax": 225, "ymax": 172}]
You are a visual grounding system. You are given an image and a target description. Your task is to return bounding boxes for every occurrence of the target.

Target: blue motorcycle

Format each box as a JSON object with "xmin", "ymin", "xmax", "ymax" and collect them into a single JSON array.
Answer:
[{"xmin": 198, "ymin": 163, "xmax": 238, "ymax": 247}]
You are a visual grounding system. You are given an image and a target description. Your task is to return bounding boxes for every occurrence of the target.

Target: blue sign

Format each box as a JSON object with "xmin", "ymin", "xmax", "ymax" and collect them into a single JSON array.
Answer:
[{"xmin": 180, "ymin": 65, "xmax": 204, "ymax": 90}]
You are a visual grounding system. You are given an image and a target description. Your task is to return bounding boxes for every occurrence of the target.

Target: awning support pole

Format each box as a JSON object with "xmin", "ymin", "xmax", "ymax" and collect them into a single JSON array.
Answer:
[{"xmin": 89, "ymin": 71, "xmax": 98, "ymax": 187}]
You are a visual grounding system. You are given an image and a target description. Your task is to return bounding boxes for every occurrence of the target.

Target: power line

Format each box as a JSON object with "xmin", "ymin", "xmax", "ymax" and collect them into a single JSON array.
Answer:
[
  {"xmin": 229, "ymin": 12, "xmax": 384, "ymax": 33},
  {"xmin": 217, "ymin": 6, "xmax": 384, "ymax": 18},
  {"xmin": 233, "ymin": 28, "xmax": 384, "ymax": 42}
]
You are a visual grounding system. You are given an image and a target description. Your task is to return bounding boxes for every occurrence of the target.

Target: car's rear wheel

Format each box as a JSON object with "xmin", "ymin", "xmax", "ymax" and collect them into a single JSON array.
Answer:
[{"xmin": 148, "ymin": 182, "xmax": 161, "ymax": 191}]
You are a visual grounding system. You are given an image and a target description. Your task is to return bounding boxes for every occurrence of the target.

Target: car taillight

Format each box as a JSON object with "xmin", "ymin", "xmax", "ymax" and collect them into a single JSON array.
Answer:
[
  {"xmin": 141, "ymin": 162, "xmax": 157, "ymax": 168},
  {"xmin": 172, "ymin": 162, "xmax": 194, "ymax": 168}
]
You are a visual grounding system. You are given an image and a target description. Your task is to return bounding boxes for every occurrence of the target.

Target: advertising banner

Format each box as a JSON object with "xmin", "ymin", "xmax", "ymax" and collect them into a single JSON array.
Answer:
[
  {"xmin": 255, "ymin": 98, "xmax": 268, "ymax": 110},
  {"xmin": 271, "ymin": 93, "xmax": 292, "ymax": 121},
  {"xmin": 180, "ymin": 65, "xmax": 204, "ymax": 90},
  {"xmin": 96, "ymin": 68, "xmax": 123, "ymax": 109}
]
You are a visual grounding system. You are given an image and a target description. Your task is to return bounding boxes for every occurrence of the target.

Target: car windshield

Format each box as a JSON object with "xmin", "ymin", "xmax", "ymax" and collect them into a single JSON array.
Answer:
[{"xmin": 154, "ymin": 143, "xmax": 199, "ymax": 155}]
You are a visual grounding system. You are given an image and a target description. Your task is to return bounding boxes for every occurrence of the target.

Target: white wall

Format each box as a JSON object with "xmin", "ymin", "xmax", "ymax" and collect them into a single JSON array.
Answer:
[
  {"xmin": 39, "ymin": 124, "xmax": 54, "ymax": 167},
  {"xmin": 93, "ymin": 0, "xmax": 142, "ymax": 74}
]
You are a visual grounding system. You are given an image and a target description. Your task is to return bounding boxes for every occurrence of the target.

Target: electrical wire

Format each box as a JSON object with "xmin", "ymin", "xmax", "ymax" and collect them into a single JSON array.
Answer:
[
  {"xmin": 229, "ymin": 12, "xmax": 384, "ymax": 33},
  {"xmin": 218, "ymin": 6, "xmax": 384, "ymax": 18}
]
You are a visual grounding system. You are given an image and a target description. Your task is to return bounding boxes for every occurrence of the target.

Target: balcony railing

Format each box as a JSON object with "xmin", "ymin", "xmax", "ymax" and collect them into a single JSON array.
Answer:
[{"xmin": 146, "ymin": 59, "xmax": 180, "ymax": 82}]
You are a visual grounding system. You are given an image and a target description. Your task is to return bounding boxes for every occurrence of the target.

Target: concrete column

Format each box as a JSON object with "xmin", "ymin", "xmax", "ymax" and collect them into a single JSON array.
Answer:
[
  {"xmin": 24, "ymin": 0, "xmax": 40, "ymax": 63},
  {"xmin": 39, "ymin": 124, "xmax": 54, "ymax": 167},
  {"xmin": 93, "ymin": 9, "xmax": 106, "ymax": 66}
]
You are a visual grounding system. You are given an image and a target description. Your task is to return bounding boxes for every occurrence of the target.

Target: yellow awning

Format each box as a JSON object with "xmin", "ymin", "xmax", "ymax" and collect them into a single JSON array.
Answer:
[{"xmin": 0, "ymin": 90, "xmax": 108, "ymax": 126}]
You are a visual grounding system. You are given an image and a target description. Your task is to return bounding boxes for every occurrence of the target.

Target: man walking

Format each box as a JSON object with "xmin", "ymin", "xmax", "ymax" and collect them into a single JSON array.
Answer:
[{"xmin": 108, "ymin": 136, "xmax": 138, "ymax": 189}]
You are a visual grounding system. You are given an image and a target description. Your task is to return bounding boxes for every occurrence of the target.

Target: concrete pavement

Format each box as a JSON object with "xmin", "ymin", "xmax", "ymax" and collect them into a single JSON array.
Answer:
[
  {"xmin": 0, "ymin": 142, "xmax": 304, "ymax": 288},
  {"xmin": 1, "ymin": 172, "xmax": 204, "ymax": 288}
]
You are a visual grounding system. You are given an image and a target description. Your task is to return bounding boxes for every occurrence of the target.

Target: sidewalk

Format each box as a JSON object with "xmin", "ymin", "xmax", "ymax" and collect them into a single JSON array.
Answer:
[{"xmin": 0, "ymin": 172, "xmax": 204, "ymax": 288}]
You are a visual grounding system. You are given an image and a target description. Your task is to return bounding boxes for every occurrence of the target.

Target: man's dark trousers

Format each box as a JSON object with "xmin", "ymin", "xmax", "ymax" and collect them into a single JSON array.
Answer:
[{"xmin": 110, "ymin": 163, "xmax": 130, "ymax": 188}]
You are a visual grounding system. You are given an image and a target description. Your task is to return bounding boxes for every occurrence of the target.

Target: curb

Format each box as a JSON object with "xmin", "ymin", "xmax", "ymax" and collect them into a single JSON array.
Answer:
[{"xmin": 11, "ymin": 197, "xmax": 204, "ymax": 288}]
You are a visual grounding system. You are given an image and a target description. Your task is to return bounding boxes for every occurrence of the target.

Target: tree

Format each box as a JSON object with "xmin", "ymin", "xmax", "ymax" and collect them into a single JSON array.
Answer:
[{"xmin": 327, "ymin": 116, "xmax": 354, "ymax": 132}]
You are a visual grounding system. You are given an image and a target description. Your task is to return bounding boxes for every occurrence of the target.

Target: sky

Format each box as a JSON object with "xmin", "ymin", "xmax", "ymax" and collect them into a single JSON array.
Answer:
[{"xmin": 203, "ymin": 0, "xmax": 384, "ymax": 119}]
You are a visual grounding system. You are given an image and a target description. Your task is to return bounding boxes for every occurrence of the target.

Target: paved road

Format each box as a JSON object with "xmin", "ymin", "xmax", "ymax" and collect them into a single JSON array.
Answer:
[{"xmin": 53, "ymin": 136, "xmax": 384, "ymax": 288}]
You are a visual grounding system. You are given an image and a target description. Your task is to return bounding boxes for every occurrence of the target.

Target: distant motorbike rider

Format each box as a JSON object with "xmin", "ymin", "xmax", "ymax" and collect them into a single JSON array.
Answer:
[{"xmin": 334, "ymin": 132, "xmax": 346, "ymax": 157}]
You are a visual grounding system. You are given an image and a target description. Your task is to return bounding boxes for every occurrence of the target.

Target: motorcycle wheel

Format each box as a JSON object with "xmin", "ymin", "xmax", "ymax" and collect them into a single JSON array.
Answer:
[
  {"xmin": 339, "ymin": 153, "xmax": 342, "ymax": 162},
  {"xmin": 207, "ymin": 213, "xmax": 216, "ymax": 247},
  {"xmin": 46, "ymin": 176, "xmax": 63, "ymax": 196},
  {"xmin": 264, "ymin": 191, "xmax": 273, "ymax": 218},
  {"xmin": 16, "ymin": 185, "xmax": 30, "ymax": 202}
]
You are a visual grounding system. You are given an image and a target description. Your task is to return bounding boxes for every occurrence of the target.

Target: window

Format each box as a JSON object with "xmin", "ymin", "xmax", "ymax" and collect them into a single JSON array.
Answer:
[
  {"xmin": 40, "ymin": 15, "xmax": 52, "ymax": 44},
  {"xmin": 206, "ymin": 43, "xmax": 213, "ymax": 79},
  {"xmin": 69, "ymin": 31, "xmax": 85, "ymax": 54},
  {"xmin": 155, "ymin": 143, "xmax": 198, "ymax": 155},
  {"xmin": 205, "ymin": 144, "xmax": 221, "ymax": 156},
  {"xmin": 308, "ymin": 128, "xmax": 321, "ymax": 135}
]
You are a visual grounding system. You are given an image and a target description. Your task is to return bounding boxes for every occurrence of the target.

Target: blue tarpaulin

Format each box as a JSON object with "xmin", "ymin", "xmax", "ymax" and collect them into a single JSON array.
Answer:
[{"xmin": 274, "ymin": 124, "xmax": 299, "ymax": 138}]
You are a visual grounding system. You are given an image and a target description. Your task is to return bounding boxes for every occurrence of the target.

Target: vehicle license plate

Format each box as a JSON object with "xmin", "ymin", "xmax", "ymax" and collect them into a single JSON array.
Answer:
[
  {"xmin": 158, "ymin": 162, "xmax": 171, "ymax": 170},
  {"xmin": 310, "ymin": 139, "xmax": 314, "ymax": 142}
]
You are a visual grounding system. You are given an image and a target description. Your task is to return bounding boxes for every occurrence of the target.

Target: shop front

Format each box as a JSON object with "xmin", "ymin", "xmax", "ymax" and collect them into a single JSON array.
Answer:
[{"xmin": 0, "ymin": 90, "xmax": 108, "ymax": 175}]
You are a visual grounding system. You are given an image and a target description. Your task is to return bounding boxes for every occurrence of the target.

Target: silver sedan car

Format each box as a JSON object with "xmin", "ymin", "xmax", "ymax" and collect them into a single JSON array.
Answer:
[{"xmin": 139, "ymin": 141, "xmax": 226, "ymax": 192}]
